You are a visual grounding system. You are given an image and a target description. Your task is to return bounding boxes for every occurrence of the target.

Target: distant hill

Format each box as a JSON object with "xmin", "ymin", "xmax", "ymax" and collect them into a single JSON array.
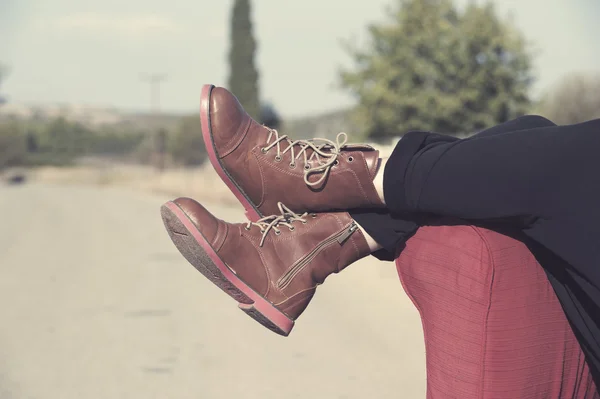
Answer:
[
  {"xmin": 0, "ymin": 102, "xmax": 468, "ymax": 141},
  {"xmin": 0, "ymin": 103, "xmax": 184, "ymax": 133},
  {"xmin": 0, "ymin": 102, "xmax": 359, "ymax": 139}
]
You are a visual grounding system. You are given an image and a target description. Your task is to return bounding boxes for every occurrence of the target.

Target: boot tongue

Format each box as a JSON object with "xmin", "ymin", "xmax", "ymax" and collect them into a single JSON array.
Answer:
[
  {"xmin": 299, "ymin": 142, "xmax": 376, "ymax": 162},
  {"xmin": 275, "ymin": 135, "xmax": 380, "ymax": 181},
  {"xmin": 340, "ymin": 146, "xmax": 381, "ymax": 181},
  {"xmin": 300, "ymin": 142, "xmax": 381, "ymax": 185},
  {"xmin": 364, "ymin": 150, "xmax": 381, "ymax": 180},
  {"xmin": 341, "ymin": 143, "xmax": 376, "ymax": 151}
]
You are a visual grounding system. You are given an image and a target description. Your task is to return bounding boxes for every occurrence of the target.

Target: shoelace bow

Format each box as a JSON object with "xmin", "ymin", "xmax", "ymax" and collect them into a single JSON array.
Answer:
[
  {"xmin": 245, "ymin": 202, "xmax": 310, "ymax": 247},
  {"xmin": 261, "ymin": 129, "xmax": 349, "ymax": 187}
]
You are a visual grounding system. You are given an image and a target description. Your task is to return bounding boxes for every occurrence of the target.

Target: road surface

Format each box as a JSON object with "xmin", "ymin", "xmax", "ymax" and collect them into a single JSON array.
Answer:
[{"xmin": 0, "ymin": 183, "xmax": 425, "ymax": 399}]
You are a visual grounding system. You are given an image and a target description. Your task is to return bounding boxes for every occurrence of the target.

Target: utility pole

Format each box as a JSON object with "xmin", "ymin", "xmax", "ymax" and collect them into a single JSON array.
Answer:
[
  {"xmin": 0, "ymin": 63, "xmax": 9, "ymax": 106},
  {"xmin": 141, "ymin": 73, "xmax": 167, "ymax": 113},
  {"xmin": 141, "ymin": 73, "xmax": 168, "ymax": 172}
]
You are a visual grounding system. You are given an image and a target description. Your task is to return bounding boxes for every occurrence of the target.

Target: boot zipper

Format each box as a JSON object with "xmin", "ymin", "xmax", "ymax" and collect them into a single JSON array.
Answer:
[
  {"xmin": 336, "ymin": 222, "xmax": 358, "ymax": 244},
  {"xmin": 276, "ymin": 222, "xmax": 358, "ymax": 290}
]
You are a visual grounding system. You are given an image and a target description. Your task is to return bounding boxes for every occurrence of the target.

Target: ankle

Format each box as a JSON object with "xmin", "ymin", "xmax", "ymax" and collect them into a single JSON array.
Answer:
[
  {"xmin": 355, "ymin": 222, "xmax": 382, "ymax": 253},
  {"xmin": 374, "ymin": 157, "xmax": 387, "ymax": 205}
]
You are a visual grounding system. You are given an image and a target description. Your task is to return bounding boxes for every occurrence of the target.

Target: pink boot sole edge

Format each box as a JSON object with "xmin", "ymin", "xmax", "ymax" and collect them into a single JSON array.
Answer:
[
  {"xmin": 199, "ymin": 84, "xmax": 263, "ymax": 223},
  {"xmin": 160, "ymin": 200, "xmax": 294, "ymax": 336}
]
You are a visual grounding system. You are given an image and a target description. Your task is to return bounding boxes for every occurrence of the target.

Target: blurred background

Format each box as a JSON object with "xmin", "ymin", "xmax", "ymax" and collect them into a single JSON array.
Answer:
[{"xmin": 0, "ymin": 0, "xmax": 599, "ymax": 398}]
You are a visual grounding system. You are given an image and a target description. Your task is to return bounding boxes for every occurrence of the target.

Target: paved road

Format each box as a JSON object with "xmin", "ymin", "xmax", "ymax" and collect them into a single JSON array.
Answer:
[{"xmin": 0, "ymin": 183, "xmax": 425, "ymax": 399}]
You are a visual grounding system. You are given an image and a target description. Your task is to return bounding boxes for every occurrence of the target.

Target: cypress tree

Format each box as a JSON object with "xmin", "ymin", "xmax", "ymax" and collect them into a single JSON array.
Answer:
[{"xmin": 228, "ymin": 0, "xmax": 260, "ymax": 120}]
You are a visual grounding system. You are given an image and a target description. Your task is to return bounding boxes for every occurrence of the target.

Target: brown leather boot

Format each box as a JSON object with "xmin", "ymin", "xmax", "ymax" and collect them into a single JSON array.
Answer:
[
  {"xmin": 161, "ymin": 197, "xmax": 371, "ymax": 336},
  {"xmin": 200, "ymin": 84, "xmax": 384, "ymax": 222}
]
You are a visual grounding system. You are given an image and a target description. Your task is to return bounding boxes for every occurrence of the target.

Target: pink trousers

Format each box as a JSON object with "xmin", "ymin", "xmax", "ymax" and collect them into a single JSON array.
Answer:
[{"xmin": 395, "ymin": 224, "xmax": 599, "ymax": 398}]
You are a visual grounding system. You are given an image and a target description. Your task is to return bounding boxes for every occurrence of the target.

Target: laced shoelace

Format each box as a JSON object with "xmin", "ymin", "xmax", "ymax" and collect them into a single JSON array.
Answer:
[
  {"xmin": 261, "ymin": 129, "xmax": 349, "ymax": 187},
  {"xmin": 245, "ymin": 202, "xmax": 310, "ymax": 247}
]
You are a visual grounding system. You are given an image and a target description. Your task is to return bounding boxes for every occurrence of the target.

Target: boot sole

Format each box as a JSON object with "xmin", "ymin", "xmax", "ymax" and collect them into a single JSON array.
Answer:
[
  {"xmin": 200, "ymin": 84, "xmax": 264, "ymax": 222},
  {"xmin": 160, "ymin": 200, "xmax": 294, "ymax": 336}
]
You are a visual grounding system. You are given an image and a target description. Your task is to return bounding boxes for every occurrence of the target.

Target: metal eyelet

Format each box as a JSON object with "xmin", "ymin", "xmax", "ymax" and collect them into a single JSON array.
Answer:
[
  {"xmin": 275, "ymin": 230, "xmax": 282, "ymax": 236},
  {"xmin": 244, "ymin": 226, "xmax": 251, "ymax": 231},
  {"xmin": 348, "ymin": 156, "xmax": 354, "ymax": 162},
  {"xmin": 289, "ymin": 226, "xmax": 295, "ymax": 231},
  {"xmin": 301, "ymin": 220, "xmax": 307, "ymax": 224},
  {"xmin": 304, "ymin": 164, "xmax": 311, "ymax": 170},
  {"xmin": 289, "ymin": 162, "xmax": 296, "ymax": 169},
  {"xmin": 261, "ymin": 147, "xmax": 268, "ymax": 154},
  {"xmin": 274, "ymin": 155, "xmax": 282, "ymax": 162},
  {"xmin": 311, "ymin": 213, "xmax": 317, "ymax": 218},
  {"xmin": 333, "ymin": 160, "xmax": 339, "ymax": 166}
]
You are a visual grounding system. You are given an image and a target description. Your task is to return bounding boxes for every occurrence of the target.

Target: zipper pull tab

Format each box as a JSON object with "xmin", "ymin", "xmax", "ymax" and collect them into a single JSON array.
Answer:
[{"xmin": 337, "ymin": 222, "xmax": 358, "ymax": 244}]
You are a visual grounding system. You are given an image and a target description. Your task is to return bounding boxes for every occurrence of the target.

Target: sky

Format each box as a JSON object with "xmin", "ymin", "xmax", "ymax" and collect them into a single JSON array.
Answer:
[{"xmin": 1, "ymin": 0, "xmax": 599, "ymax": 118}]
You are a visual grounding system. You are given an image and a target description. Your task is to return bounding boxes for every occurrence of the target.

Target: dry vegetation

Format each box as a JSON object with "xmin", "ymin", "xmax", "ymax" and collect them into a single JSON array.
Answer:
[{"xmin": 31, "ymin": 162, "xmax": 238, "ymax": 205}]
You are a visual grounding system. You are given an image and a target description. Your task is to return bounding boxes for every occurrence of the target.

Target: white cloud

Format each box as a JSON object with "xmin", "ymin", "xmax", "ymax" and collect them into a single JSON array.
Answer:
[{"xmin": 37, "ymin": 13, "xmax": 184, "ymax": 38}]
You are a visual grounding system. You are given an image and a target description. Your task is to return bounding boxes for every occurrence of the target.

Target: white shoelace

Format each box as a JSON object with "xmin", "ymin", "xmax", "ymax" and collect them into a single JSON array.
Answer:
[
  {"xmin": 244, "ymin": 202, "xmax": 310, "ymax": 247},
  {"xmin": 261, "ymin": 129, "xmax": 349, "ymax": 186}
]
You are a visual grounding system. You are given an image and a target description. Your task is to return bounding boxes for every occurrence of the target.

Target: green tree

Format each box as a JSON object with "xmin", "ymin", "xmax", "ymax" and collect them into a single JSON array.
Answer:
[
  {"xmin": 0, "ymin": 122, "xmax": 26, "ymax": 169},
  {"xmin": 539, "ymin": 73, "xmax": 600, "ymax": 125},
  {"xmin": 228, "ymin": 0, "xmax": 260, "ymax": 120},
  {"xmin": 340, "ymin": 0, "xmax": 534, "ymax": 142},
  {"xmin": 168, "ymin": 115, "xmax": 208, "ymax": 166},
  {"xmin": 86, "ymin": 128, "xmax": 145, "ymax": 156},
  {"xmin": 0, "ymin": 115, "xmax": 151, "ymax": 167},
  {"xmin": 25, "ymin": 117, "xmax": 95, "ymax": 165},
  {"xmin": 42, "ymin": 117, "xmax": 87, "ymax": 157}
]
